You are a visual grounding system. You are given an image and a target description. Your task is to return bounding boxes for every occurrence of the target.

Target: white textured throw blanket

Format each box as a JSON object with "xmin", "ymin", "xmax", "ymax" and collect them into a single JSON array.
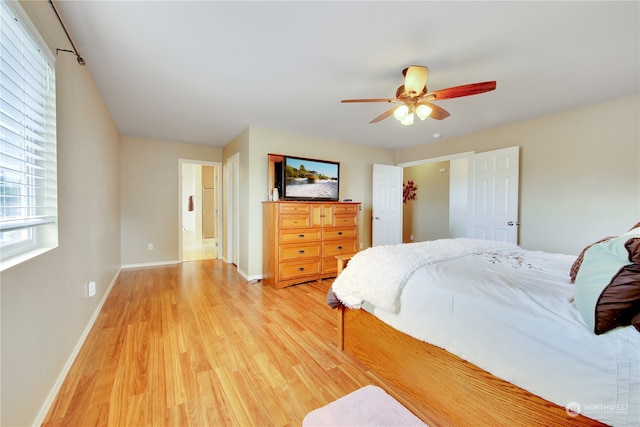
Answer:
[{"xmin": 332, "ymin": 238, "xmax": 515, "ymax": 313}]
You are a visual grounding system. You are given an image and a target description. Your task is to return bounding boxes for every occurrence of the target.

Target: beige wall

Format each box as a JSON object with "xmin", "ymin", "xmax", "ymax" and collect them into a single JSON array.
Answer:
[
  {"xmin": 223, "ymin": 126, "xmax": 396, "ymax": 279},
  {"xmin": 402, "ymin": 161, "xmax": 450, "ymax": 243},
  {"xmin": 120, "ymin": 136, "xmax": 222, "ymax": 266},
  {"xmin": 0, "ymin": 5, "xmax": 121, "ymax": 426},
  {"xmin": 396, "ymin": 95, "xmax": 640, "ymax": 255}
]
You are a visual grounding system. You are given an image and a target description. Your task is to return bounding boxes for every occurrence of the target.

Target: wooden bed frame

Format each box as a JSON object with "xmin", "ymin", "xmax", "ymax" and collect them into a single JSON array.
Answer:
[{"xmin": 337, "ymin": 305, "xmax": 606, "ymax": 427}]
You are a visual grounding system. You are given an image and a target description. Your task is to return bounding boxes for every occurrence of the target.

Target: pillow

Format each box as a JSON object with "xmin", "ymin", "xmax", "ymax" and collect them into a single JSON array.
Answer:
[
  {"xmin": 574, "ymin": 229, "xmax": 640, "ymax": 335},
  {"xmin": 629, "ymin": 221, "xmax": 640, "ymax": 231},
  {"xmin": 570, "ymin": 236, "xmax": 614, "ymax": 283},
  {"xmin": 626, "ymin": 237, "xmax": 640, "ymax": 264},
  {"xmin": 592, "ymin": 264, "xmax": 640, "ymax": 334}
]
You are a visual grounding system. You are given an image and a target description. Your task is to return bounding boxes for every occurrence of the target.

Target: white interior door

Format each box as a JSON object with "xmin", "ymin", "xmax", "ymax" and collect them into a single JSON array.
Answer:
[
  {"xmin": 226, "ymin": 154, "xmax": 240, "ymax": 265},
  {"xmin": 467, "ymin": 146, "xmax": 520, "ymax": 243},
  {"xmin": 372, "ymin": 163, "xmax": 403, "ymax": 246}
]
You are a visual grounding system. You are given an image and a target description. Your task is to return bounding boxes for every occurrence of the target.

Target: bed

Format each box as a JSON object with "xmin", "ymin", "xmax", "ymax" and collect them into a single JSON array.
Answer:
[{"xmin": 330, "ymin": 233, "xmax": 640, "ymax": 427}]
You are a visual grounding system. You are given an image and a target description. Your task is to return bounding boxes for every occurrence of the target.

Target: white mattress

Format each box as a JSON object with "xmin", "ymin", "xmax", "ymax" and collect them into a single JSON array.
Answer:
[{"xmin": 367, "ymin": 248, "xmax": 640, "ymax": 427}]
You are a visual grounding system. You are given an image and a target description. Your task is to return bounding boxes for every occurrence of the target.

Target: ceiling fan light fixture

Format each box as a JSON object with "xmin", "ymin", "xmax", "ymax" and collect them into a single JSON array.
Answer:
[
  {"xmin": 393, "ymin": 105, "xmax": 409, "ymax": 121},
  {"xmin": 404, "ymin": 66, "xmax": 428, "ymax": 96},
  {"xmin": 341, "ymin": 65, "xmax": 495, "ymax": 126},
  {"xmin": 416, "ymin": 104, "xmax": 432, "ymax": 120},
  {"xmin": 400, "ymin": 113, "xmax": 414, "ymax": 126}
]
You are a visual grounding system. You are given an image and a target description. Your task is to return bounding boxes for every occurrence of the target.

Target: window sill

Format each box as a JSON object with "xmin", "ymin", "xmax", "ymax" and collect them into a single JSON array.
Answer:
[{"xmin": 0, "ymin": 245, "xmax": 57, "ymax": 272}]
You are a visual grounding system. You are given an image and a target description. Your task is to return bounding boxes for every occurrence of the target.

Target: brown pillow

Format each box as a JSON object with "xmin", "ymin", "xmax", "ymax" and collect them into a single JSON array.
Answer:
[
  {"xmin": 626, "ymin": 238, "xmax": 640, "ymax": 264},
  {"xmin": 570, "ymin": 236, "xmax": 615, "ymax": 283},
  {"xmin": 629, "ymin": 221, "xmax": 640, "ymax": 231},
  {"xmin": 594, "ymin": 263, "xmax": 640, "ymax": 334}
]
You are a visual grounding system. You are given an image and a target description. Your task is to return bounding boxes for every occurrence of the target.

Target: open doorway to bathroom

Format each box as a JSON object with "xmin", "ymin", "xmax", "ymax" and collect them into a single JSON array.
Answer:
[{"xmin": 179, "ymin": 160, "xmax": 222, "ymax": 262}]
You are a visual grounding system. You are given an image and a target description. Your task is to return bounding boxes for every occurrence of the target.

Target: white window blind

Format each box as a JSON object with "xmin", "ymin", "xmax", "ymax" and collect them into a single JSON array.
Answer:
[{"xmin": 1, "ymin": 0, "xmax": 57, "ymax": 267}]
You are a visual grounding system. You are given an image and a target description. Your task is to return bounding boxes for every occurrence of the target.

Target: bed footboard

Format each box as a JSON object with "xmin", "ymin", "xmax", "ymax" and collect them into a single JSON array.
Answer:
[{"xmin": 338, "ymin": 306, "xmax": 605, "ymax": 427}]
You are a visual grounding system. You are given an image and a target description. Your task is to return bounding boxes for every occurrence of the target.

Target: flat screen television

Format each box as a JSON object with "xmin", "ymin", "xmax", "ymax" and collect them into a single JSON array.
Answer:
[{"xmin": 281, "ymin": 155, "xmax": 340, "ymax": 201}]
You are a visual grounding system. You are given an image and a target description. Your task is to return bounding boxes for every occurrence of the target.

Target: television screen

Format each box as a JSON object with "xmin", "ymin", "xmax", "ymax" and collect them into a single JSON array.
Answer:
[{"xmin": 282, "ymin": 156, "xmax": 340, "ymax": 201}]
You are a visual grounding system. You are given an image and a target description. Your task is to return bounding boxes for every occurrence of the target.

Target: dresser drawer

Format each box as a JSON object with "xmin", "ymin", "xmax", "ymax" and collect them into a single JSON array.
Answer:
[
  {"xmin": 322, "ymin": 240, "xmax": 358, "ymax": 257},
  {"xmin": 322, "ymin": 255, "xmax": 347, "ymax": 275},
  {"xmin": 279, "ymin": 243, "xmax": 321, "ymax": 262},
  {"xmin": 333, "ymin": 215, "xmax": 358, "ymax": 227},
  {"xmin": 279, "ymin": 228, "xmax": 322, "ymax": 244},
  {"xmin": 279, "ymin": 203, "xmax": 310, "ymax": 214},
  {"xmin": 323, "ymin": 227, "xmax": 357, "ymax": 240},
  {"xmin": 279, "ymin": 214, "xmax": 311, "ymax": 229},
  {"xmin": 279, "ymin": 260, "xmax": 321, "ymax": 280},
  {"xmin": 332, "ymin": 204, "xmax": 358, "ymax": 215}
]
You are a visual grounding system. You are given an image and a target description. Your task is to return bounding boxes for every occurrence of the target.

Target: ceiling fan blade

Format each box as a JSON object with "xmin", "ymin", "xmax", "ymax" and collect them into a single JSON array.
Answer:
[
  {"xmin": 341, "ymin": 98, "xmax": 397, "ymax": 103},
  {"xmin": 369, "ymin": 107, "xmax": 396, "ymax": 124},
  {"xmin": 428, "ymin": 81, "xmax": 496, "ymax": 100},
  {"xmin": 421, "ymin": 102, "xmax": 450, "ymax": 120},
  {"xmin": 403, "ymin": 65, "xmax": 428, "ymax": 97}
]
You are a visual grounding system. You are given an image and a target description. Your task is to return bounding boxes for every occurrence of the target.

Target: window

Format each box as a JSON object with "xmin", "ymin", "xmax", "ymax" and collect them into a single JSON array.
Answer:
[{"xmin": 1, "ymin": 0, "xmax": 57, "ymax": 270}]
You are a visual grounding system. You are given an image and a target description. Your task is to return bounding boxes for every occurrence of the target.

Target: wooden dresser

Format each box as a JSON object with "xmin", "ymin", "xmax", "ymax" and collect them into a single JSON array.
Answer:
[{"xmin": 262, "ymin": 201, "xmax": 360, "ymax": 288}]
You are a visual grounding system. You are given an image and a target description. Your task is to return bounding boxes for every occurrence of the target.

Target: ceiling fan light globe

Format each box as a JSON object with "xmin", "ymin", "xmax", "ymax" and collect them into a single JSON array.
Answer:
[
  {"xmin": 400, "ymin": 113, "xmax": 414, "ymax": 126},
  {"xmin": 404, "ymin": 66, "xmax": 428, "ymax": 96},
  {"xmin": 416, "ymin": 104, "xmax": 432, "ymax": 120},
  {"xmin": 393, "ymin": 105, "xmax": 409, "ymax": 121}
]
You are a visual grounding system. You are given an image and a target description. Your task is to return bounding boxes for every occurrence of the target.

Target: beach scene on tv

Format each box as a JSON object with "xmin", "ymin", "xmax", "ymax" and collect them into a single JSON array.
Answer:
[{"xmin": 284, "ymin": 158, "xmax": 339, "ymax": 199}]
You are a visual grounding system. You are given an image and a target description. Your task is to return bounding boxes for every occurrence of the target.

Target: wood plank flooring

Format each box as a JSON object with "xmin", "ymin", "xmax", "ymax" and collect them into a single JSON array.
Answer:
[{"xmin": 41, "ymin": 260, "xmax": 396, "ymax": 426}]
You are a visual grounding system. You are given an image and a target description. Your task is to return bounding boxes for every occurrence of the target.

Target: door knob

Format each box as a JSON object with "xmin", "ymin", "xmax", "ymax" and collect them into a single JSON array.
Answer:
[{"xmin": 507, "ymin": 221, "xmax": 520, "ymax": 226}]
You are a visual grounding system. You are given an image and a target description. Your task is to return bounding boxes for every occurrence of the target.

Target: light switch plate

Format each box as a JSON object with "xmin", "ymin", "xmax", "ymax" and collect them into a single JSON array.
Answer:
[{"xmin": 88, "ymin": 281, "xmax": 96, "ymax": 297}]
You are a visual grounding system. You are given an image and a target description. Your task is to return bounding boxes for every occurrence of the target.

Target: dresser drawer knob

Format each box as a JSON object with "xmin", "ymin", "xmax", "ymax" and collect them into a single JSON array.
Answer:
[
  {"xmin": 298, "ymin": 249, "xmax": 305, "ymax": 254},
  {"xmin": 298, "ymin": 234, "xmax": 305, "ymax": 238},
  {"xmin": 298, "ymin": 267, "xmax": 304, "ymax": 271},
  {"xmin": 337, "ymin": 231, "xmax": 343, "ymax": 235},
  {"xmin": 337, "ymin": 246, "xmax": 343, "ymax": 250}
]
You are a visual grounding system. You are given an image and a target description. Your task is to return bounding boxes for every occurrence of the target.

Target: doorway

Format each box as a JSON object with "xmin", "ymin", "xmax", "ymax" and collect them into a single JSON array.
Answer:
[
  {"xmin": 179, "ymin": 160, "xmax": 222, "ymax": 262},
  {"xmin": 399, "ymin": 147, "xmax": 519, "ymax": 244}
]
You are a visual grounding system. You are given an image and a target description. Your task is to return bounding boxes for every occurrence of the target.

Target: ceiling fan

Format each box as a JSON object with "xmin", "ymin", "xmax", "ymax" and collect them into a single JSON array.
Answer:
[{"xmin": 341, "ymin": 65, "xmax": 496, "ymax": 125}]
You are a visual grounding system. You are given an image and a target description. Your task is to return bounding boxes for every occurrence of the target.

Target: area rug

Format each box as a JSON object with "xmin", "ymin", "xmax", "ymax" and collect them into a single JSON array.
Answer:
[{"xmin": 302, "ymin": 385, "xmax": 428, "ymax": 426}]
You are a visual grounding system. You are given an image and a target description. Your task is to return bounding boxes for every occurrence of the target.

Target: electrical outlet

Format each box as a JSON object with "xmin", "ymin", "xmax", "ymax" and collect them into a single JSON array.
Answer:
[
  {"xmin": 148, "ymin": 243, "xmax": 154, "ymax": 250},
  {"xmin": 360, "ymin": 242, "xmax": 364, "ymax": 249},
  {"xmin": 87, "ymin": 281, "xmax": 96, "ymax": 298}
]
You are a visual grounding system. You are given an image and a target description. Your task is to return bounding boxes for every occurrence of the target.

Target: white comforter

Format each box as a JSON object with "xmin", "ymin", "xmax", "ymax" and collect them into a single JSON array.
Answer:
[
  {"xmin": 332, "ymin": 238, "xmax": 515, "ymax": 312},
  {"xmin": 333, "ymin": 240, "xmax": 640, "ymax": 427}
]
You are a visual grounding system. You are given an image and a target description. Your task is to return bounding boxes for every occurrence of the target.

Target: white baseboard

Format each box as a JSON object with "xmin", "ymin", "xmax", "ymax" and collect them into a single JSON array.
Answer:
[
  {"xmin": 33, "ymin": 267, "xmax": 121, "ymax": 427},
  {"xmin": 121, "ymin": 260, "xmax": 180, "ymax": 269},
  {"xmin": 236, "ymin": 266, "xmax": 262, "ymax": 283}
]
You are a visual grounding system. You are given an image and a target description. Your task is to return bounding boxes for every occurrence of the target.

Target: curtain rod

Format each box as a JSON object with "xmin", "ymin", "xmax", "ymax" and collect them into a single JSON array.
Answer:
[{"xmin": 48, "ymin": 0, "xmax": 85, "ymax": 65}]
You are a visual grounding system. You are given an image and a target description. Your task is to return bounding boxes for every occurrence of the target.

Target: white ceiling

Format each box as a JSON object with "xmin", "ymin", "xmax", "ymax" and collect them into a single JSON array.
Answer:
[{"xmin": 54, "ymin": 1, "xmax": 639, "ymax": 150}]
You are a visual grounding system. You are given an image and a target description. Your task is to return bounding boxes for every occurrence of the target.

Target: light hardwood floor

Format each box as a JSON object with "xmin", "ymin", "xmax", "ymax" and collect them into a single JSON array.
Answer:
[
  {"xmin": 42, "ymin": 260, "xmax": 397, "ymax": 426},
  {"xmin": 183, "ymin": 238, "xmax": 217, "ymax": 262}
]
